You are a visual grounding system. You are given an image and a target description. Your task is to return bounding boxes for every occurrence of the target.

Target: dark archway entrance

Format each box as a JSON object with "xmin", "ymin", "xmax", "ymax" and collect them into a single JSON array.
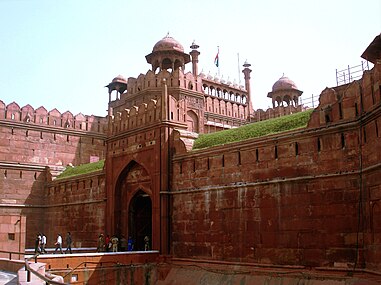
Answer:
[
  {"xmin": 128, "ymin": 190, "xmax": 152, "ymax": 251},
  {"xmin": 114, "ymin": 161, "xmax": 152, "ymax": 250}
]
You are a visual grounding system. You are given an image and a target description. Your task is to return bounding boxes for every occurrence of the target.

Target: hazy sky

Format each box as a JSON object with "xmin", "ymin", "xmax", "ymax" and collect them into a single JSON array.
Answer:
[{"xmin": 0, "ymin": 0, "xmax": 380, "ymax": 117}]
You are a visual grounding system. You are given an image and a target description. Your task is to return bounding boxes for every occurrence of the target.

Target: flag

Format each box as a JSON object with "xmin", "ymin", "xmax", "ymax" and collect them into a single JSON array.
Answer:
[{"xmin": 214, "ymin": 47, "xmax": 219, "ymax": 67}]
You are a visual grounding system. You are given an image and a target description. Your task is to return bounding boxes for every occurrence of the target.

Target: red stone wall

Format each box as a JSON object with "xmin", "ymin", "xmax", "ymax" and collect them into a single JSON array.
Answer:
[
  {"xmin": 44, "ymin": 173, "xmax": 106, "ymax": 248},
  {"xmin": 0, "ymin": 167, "xmax": 46, "ymax": 249},
  {"xmin": 0, "ymin": 215, "xmax": 26, "ymax": 255},
  {"xmin": 0, "ymin": 101, "xmax": 107, "ymax": 249},
  {"xmin": 171, "ymin": 131, "xmax": 363, "ymax": 267},
  {"xmin": 0, "ymin": 101, "xmax": 107, "ymax": 167},
  {"xmin": 171, "ymin": 64, "xmax": 381, "ymax": 270},
  {"xmin": 35, "ymin": 252, "xmax": 159, "ymax": 284}
]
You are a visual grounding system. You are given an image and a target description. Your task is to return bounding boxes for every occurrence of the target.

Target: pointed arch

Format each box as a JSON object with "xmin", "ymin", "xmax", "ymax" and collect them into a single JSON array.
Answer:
[
  {"xmin": 114, "ymin": 160, "xmax": 152, "ymax": 245},
  {"xmin": 187, "ymin": 110, "xmax": 199, "ymax": 132}
]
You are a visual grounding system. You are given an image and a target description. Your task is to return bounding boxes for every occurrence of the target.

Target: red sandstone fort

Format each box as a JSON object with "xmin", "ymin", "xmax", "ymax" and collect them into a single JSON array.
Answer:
[{"xmin": 0, "ymin": 33, "xmax": 381, "ymax": 284}]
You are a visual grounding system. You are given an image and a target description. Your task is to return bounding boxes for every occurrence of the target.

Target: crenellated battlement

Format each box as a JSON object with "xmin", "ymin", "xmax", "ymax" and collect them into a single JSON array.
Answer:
[
  {"xmin": 111, "ymin": 99, "xmax": 161, "ymax": 135},
  {"xmin": 250, "ymin": 105, "xmax": 304, "ymax": 122},
  {"xmin": 0, "ymin": 100, "xmax": 107, "ymax": 133},
  {"xmin": 110, "ymin": 95, "xmax": 192, "ymax": 136},
  {"xmin": 125, "ymin": 69, "xmax": 203, "ymax": 97}
]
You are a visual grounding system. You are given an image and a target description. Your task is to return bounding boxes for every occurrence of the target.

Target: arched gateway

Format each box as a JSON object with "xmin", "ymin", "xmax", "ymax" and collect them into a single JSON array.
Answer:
[
  {"xmin": 128, "ymin": 190, "xmax": 152, "ymax": 250},
  {"xmin": 114, "ymin": 161, "xmax": 152, "ymax": 250}
]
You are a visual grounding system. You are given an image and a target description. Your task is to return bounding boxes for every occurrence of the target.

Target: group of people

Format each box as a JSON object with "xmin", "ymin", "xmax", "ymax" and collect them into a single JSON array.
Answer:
[
  {"xmin": 35, "ymin": 232, "xmax": 151, "ymax": 254},
  {"xmin": 34, "ymin": 233, "xmax": 47, "ymax": 254},
  {"xmin": 34, "ymin": 232, "xmax": 72, "ymax": 254},
  {"xmin": 97, "ymin": 234, "xmax": 126, "ymax": 252},
  {"xmin": 97, "ymin": 234, "xmax": 150, "ymax": 252}
]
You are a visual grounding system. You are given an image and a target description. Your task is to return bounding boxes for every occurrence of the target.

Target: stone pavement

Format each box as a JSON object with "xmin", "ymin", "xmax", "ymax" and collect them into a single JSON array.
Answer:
[{"xmin": 0, "ymin": 271, "xmax": 17, "ymax": 285}]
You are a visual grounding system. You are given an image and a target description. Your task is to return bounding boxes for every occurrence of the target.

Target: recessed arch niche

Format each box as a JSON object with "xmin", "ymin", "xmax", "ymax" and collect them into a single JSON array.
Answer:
[{"xmin": 114, "ymin": 161, "xmax": 152, "ymax": 250}]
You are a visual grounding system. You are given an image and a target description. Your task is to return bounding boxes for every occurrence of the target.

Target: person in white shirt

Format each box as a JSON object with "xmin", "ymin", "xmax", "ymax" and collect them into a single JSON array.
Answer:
[
  {"xmin": 54, "ymin": 234, "xmax": 63, "ymax": 254},
  {"xmin": 41, "ymin": 233, "xmax": 47, "ymax": 254}
]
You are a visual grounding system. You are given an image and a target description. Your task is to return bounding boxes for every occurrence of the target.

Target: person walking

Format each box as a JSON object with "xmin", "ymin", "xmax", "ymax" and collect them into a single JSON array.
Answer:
[
  {"xmin": 105, "ymin": 234, "xmax": 111, "ymax": 252},
  {"xmin": 41, "ymin": 233, "xmax": 47, "ymax": 254},
  {"xmin": 127, "ymin": 236, "xmax": 134, "ymax": 251},
  {"xmin": 34, "ymin": 233, "xmax": 41, "ymax": 254},
  {"xmin": 120, "ymin": 235, "xmax": 127, "ymax": 252},
  {"xmin": 65, "ymin": 232, "xmax": 72, "ymax": 254},
  {"xmin": 54, "ymin": 233, "xmax": 63, "ymax": 254},
  {"xmin": 97, "ymin": 234, "xmax": 105, "ymax": 252}
]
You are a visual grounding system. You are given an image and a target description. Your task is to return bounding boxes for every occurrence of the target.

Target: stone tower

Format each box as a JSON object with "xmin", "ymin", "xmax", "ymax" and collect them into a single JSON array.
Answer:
[{"xmin": 104, "ymin": 35, "xmax": 199, "ymax": 254}]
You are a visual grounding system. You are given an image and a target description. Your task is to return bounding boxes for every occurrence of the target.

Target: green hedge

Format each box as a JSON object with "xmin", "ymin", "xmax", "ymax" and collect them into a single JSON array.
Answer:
[
  {"xmin": 56, "ymin": 159, "xmax": 105, "ymax": 180},
  {"xmin": 193, "ymin": 109, "xmax": 313, "ymax": 150}
]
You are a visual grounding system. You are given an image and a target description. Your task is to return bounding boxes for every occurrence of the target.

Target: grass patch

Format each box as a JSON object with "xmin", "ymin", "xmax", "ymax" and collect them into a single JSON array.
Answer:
[
  {"xmin": 193, "ymin": 109, "xmax": 313, "ymax": 150},
  {"xmin": 56, "ymin": 159, "xmax": 105, "ymax": 180}
]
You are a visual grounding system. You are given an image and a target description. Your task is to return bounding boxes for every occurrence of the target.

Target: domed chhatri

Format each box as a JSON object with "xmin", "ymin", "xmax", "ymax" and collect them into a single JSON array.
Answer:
[
  {"xmin": 152, "ymin": 35, "xmax": 184, "ymax": 53},
  {"xmin": 272, "ymin": 76, "xmax": 298, "ymax": 92},
  {"xmin": 111, "ymin": 74, "xmax": 127, "ymax": 84},
  {"xmin": 146, "ymin": 34, "xmax": 190, "ymax": 73},
  {"xmin": 106, "ymin": 74, "xmax": 127, "ymax": 97},
  {"xmin": 268, "ymin": 75, "xmax": 303, "ymax": 108}
]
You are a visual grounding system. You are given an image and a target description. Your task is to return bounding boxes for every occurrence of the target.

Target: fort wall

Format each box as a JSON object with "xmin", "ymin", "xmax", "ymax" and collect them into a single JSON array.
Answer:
[
  {"xmin": 1, "ymin": 37, "xmax": 380, "ymax": 278},
  {"xmin": 170, "ymin": 65, "xmax": 381, "ymax": 270},
  {"xmin": 44, "ymin": 172, "xmax": 106, "ymax": 249},
  {"xmin": 0, "ymin": 101, "xmax": 108, "ymax": 248},
  {"xmin": 0, "ymin": 101, "xmax": 107, "ymax": 167}
]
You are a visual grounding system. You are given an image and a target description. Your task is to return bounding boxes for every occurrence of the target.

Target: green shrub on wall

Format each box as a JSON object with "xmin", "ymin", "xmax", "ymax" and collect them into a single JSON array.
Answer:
[
  {"xmin": 193, "ymin": 109, "xmax": 313, "ymax": 150},
  {"xmin": 56, "ymin": 159, "xmax": 105, "ymax": 180}
]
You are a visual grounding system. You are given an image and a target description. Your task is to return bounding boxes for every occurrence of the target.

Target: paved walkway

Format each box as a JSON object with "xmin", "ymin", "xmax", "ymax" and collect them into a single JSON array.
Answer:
[{"xmin": 0, "ymin": 271, "xmax": 17, "ymax": 285}]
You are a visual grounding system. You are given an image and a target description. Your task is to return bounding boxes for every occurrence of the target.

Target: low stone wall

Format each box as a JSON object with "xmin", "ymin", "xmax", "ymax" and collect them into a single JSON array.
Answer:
[{"xmin": 0, "ymin": 258, "xmax": 24, "ymax": 273}]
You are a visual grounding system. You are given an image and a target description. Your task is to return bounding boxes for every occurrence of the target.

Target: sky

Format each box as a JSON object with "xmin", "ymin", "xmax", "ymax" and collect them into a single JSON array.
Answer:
[{"xmin": 0, "ymin": 0, "xmax": 380, "ymax": 117}]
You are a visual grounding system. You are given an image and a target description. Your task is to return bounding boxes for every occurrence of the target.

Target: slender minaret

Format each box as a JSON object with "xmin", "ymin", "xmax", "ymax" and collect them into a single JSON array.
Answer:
[
  {"xmin": 242, "ymin": 60, "xmax": 253, "ymax": 120},
  {"xmin": 190, "ymin": 41, "xmax": 200, "ymax": 77}
]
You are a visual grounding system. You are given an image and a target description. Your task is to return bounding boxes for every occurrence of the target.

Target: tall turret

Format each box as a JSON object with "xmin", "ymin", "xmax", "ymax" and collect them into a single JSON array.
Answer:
[
  {"xmin": 190, "ymin": 41, "xmax": 200, "ymax": 77},
  {"xmin": 242, "ymin": 60, "xmax": 253, "ymax": 118}
]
